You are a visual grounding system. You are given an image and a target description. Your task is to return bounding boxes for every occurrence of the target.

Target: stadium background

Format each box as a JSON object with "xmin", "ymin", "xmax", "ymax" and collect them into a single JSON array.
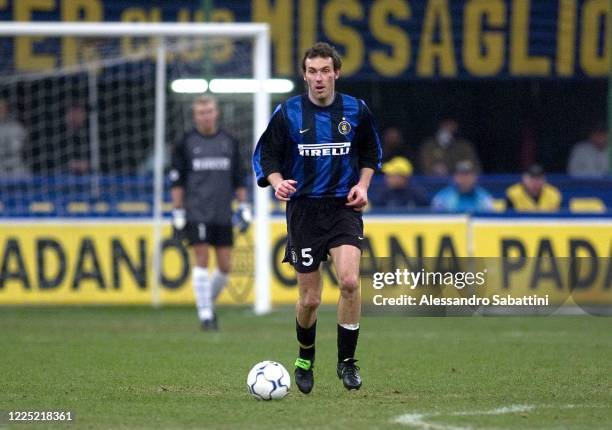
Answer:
[{"xmin": 0, "ymin": 0, "xmax": 610, "ymax": 307}]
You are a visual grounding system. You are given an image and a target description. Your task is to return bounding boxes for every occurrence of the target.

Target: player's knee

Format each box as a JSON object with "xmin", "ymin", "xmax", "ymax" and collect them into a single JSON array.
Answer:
[
  {"xmin": 299, "ymin": 294, "xmax": 321, "ymax": 311},
  {"xmin": 339, "ymin": 274, "xmax": 359, "ymax": 295},
  {"xmin": 193, "ymin": 251, "xmax": 208, "ymax": 267}
]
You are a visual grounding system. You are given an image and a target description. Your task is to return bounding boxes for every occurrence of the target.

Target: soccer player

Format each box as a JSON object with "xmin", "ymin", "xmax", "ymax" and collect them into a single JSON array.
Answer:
[
  {"xmin": 170, "ymin": 96, "xmax": 251, "ymax": 330},
  {"xmin": 253, "ymin": 42, "xmax": 382, "ymax": 392}
]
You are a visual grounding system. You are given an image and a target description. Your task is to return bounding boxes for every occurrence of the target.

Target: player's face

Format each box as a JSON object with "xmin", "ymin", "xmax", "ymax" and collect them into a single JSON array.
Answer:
[
  {"xmin": 193, "ymin": 102, "xmax": 219, "ymax": 133},
  {"xmin": 303, "ymin": 57, "xmax": 339, "ymax": 105}
]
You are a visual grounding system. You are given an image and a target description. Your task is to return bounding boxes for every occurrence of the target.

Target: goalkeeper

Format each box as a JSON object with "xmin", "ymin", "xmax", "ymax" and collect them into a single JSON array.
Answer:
[{"xmin": 169, "ymin": 95, "xmax": 251, "ymax": 330}]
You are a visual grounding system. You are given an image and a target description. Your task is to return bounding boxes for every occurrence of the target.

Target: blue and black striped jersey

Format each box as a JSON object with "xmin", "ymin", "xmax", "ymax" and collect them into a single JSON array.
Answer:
[{"xmin": 253, "ymin": 93, "xmax": 382, "ymax": 199}]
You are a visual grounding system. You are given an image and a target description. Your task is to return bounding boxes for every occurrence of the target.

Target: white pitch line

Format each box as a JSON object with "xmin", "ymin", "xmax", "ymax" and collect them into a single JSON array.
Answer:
[
  {"xmin": 393, "ymin": 404, "xmax": 598, "ymax": 430},
  {"xmin": 393, "ymin": 404, "xmax": 534, "ymax": 430},
  {"xmin": 393, "ymin": 413, "xmax": 473, "ymax": 430},
  {"xmin": 453, "ymin": 405, "xmax": 535, "ymax": 416}
]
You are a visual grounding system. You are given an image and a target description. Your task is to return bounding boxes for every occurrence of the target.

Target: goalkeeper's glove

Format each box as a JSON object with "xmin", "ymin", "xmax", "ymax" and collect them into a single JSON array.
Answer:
[
  {"xmin": 172, "ymin": 208, "xmax": 187, "ymax": 240},
  {"xmin": 233, "ymin": 203, "xmax": 253, "ymax": 233}
]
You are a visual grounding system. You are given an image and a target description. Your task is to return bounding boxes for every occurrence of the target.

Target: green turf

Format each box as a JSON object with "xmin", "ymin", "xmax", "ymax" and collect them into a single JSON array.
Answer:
[{"xmin": 0, "ymin": 306, "xmax": 611, "ymax": 429}]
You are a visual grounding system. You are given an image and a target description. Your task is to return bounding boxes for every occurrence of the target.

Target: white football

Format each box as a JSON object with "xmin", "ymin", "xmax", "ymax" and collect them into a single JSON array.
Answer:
[{"xmin": 247, "ymin": 361, "xmax": 291, "ymax": 400}]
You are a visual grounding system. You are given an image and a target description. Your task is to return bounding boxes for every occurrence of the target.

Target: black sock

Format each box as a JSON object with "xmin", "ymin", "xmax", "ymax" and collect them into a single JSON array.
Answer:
[
  {"xmin": 296, "ymin": 319, "xmax": 316, "ymax": 362},
  {"xmin": 337, "ymin": 324, "xmax": 359, "ymax": 362}
]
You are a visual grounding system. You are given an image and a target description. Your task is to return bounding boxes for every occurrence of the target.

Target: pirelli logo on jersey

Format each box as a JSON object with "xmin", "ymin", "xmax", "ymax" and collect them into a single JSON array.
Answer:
[
  {"xmin": 192, "ymin": 157, "xmax": 230, "ymax": 171},
  {"xmin": 298, "ymin": 142, "xmax": 351, "ymax": 157}
]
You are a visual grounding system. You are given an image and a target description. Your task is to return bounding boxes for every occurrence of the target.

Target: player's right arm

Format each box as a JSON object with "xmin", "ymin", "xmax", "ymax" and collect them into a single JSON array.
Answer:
[
  {"xmin": 169, "ymin": 137, "xmax": 189, "ymax": 231},
  {"xmin": 267, "ymin": 173, "xmax": 297, "ymax": 202},
  {"xmin": 253, "ymin": 106, "xmax": 297, "ymax": 200}
]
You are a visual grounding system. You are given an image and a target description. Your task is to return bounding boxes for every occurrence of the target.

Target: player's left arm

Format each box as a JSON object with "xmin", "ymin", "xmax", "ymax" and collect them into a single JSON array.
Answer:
[
  {"xmin": 347, "ymin": 101, "xmax": 383, "ymax": 210},
  {"xmin": 346, "ymin": 167, "xmax": 375, "ymax": 210}
]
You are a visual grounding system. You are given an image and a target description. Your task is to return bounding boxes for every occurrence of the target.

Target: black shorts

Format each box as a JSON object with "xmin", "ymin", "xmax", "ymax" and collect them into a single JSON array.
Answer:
[
  {"xmin": 283, "ymin": 197, "xmax": 364, "ymax": 273},
  {"xmin": 186, "ymin": 222, "xmax": 233, "ymax": 247}
]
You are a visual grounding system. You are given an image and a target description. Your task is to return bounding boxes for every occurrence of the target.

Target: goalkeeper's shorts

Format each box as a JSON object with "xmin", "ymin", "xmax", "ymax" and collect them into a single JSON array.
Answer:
[{"xmin": 186, "ymin": 222, "xmax": 233, "ymax": 247}]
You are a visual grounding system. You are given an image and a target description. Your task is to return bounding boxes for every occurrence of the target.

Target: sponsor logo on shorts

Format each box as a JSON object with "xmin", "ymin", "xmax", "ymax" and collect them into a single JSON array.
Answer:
[{"xmin": 290, "ymin": 249, "xmax": 298, "ymax": 264}]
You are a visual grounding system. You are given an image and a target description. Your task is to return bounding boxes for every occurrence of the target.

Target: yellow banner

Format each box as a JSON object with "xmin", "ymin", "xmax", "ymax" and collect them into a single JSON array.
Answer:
[
  {"xmin": 472, "ymin": 218, "xmax": 612, "ymax": 305},
  {"xmin": 0, "ymin": 221, "xmax": 253, "ymax": 305},
  {"xmin": 0, "ymin": 217, "xmax": 609, "ymax": 305}
]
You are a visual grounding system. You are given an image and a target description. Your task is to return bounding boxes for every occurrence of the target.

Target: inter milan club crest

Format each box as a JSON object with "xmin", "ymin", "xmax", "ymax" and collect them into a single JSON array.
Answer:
[{"xmin": 338, "ymin": 118, "xmax": 351, "ymax": 135}]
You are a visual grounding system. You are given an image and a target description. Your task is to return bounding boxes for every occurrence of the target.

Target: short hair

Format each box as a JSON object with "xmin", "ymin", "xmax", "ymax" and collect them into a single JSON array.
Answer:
[
  {"xmin": 192, "ymin": 95, "xmax": 218, "ymax": 109},
  {"xmin": 301, "ymin": 42, "xmax": 342, "ymax": 72}
]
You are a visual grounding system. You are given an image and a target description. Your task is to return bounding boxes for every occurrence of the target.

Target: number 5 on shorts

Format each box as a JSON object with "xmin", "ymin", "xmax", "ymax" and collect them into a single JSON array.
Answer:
[{"xmin": 301, "ymin": 248, "xmax": 313, "ymax": 267}]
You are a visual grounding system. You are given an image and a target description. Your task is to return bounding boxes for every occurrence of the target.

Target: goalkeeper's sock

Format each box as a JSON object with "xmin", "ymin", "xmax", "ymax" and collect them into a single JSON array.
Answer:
[
  {"xmin": 296, "ymin": 319, "xmax": 316, "ymax": 362},
  {"xmin": 192, "ymin": 267, "xmax": 213, "ymax": 321},
  {"xmin": 337, "ymin": 322, "xmax": 359, "ymax": 362},
  {"xmin": 211, "ymin": 269, "xmax": 229, "ymax": 303}
]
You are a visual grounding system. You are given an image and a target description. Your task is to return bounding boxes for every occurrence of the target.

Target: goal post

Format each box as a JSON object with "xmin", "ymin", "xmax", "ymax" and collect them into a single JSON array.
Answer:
[{"xmin": 0, "ymin": 22, "xmax": 272, "ymax": 314}]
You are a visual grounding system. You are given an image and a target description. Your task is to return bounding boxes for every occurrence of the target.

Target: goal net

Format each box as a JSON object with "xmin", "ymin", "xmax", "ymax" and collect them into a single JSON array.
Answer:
[{"xmin": 0, "ymin": 23, "xmax": 271, "ymax": 312}]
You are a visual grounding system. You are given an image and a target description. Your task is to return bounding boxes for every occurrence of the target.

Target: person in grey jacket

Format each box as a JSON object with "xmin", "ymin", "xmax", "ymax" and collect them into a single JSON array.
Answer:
[
  {"xmin": 567, "ymin": 123, "xmax": 609, "ymax": 178},
  {"xmin": 0, "ymin": 98, "xmax": 29, "ymax": 178}
]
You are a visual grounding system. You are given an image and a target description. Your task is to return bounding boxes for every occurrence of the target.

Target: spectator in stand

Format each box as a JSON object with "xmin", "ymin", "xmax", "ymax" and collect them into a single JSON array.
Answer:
[
  {"xmin": 431, "ymin": 160, "xmax": 493, "ymax": 212},
  {"xmin": 61, "ymin": 104, "xmax": 90, "ymax": 175},
  {"xmin": 370, "ymin": 156, "xmax": 429, "ymax": 210},
  {"xmin": 505, "ymin": 164, "xmax": 561, "ymax": 212},
  {"xmin": 567, "ymin": 123, "xmax": 609, "ymax": 177},
  {"xmin": 0, "ymin": 98, "xmax": 29, "ymax": 177},
  {"xmin": 37, "ymin": 104, "xmax": 91, "ymax": 175},
  {"xmin": 381, "ymin": 126, "xmax": 410, "ymax": 163},
  {"xmin": 419, "ymin": 118, "xmax": 481, "ymax": 176}
]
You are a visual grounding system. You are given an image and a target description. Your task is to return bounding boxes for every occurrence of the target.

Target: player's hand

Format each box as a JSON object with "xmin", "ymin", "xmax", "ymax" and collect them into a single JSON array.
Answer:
[
  {"xmin": 172, "ymin": 208, "xmax": 187, "ymax": 239},
  {"xmin": 274, "ymin": 179, "xmax": 297, "ymax": 201},
  {"xmin": 346, "ymin": 184, "xmax": 368, "ymax": 210},
  {"xmin": 233, "ymin": 203, "xmax": 253, "ymax": 233}
]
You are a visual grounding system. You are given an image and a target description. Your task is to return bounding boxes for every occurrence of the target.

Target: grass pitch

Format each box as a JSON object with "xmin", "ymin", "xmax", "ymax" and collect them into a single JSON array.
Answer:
[{"xmin": 0, "ymin": 306, "xmax": 611, "ymax": 429}]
